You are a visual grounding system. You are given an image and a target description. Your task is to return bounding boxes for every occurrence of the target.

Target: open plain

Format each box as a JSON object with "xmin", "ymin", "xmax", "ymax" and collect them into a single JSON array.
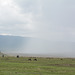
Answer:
[{"xmin": 0, "ymin": 56, "xmax": 75, "ymax": 75}]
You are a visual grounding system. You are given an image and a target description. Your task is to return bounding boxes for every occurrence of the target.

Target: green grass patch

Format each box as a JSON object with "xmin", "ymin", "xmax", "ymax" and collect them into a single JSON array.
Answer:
[{"xmin": 0, "ymin": 57, "xmax": 75, "ymax": 75}]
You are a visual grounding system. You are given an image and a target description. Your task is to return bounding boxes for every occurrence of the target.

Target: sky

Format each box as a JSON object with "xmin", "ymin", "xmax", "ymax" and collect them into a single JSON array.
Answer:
[{"xmin": 0, "ymin": 0, "xmax": 75, "ymax": 42}]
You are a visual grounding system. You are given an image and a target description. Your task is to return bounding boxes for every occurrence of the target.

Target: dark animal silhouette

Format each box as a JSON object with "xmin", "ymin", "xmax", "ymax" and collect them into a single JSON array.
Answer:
[
  {"xmin": 28, "ymin": 58, "xmax": 32, "ymax": 61},
  {"xmin": 17, "ymin": 55, "xmax": 19, "ymax": 58},
  {"xmin": 60, "ymin": 58, "xmax": 63, "ymax": 60},
  {"xmin": 2, "ymin": 55, "xmax": 4, "ymax": 57},
  {"xmin": 34, "ymin": 58, "xmax": 37, "ymax": 61}
]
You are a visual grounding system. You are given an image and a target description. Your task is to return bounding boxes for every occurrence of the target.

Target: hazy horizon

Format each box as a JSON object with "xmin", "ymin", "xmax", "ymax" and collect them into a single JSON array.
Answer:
[{"xmin": 0, "ymin": 35, "xmax": 74, "ymax": 58}]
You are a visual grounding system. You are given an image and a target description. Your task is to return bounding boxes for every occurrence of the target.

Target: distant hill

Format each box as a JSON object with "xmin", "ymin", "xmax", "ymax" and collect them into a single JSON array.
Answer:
[
  {"xmin": 0, "ymin": 35, "xmax": 75, "ymax": 57},
  {"xmin": 0, "ymin": 35, "xmax": 31, "ymax": 52}
]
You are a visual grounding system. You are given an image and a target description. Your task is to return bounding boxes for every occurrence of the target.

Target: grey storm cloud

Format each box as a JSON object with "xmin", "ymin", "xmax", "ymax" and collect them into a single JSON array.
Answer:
[
  {"xmin": 0, "ymin": 0, "xmax": 75, "ymax": 41},
  {"xmin": 32, "ymin": 0, "xmax": 75, "ymax": 41},
  {"xmin": 0, "ymin": 0, "xmax": 34, "ymax": 36}
]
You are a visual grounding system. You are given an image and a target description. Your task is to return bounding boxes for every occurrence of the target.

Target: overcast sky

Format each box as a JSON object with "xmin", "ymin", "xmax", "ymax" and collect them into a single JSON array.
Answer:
[{"xmin": 0, "ymin": 0, "xmax": 75, "ymax": 42}]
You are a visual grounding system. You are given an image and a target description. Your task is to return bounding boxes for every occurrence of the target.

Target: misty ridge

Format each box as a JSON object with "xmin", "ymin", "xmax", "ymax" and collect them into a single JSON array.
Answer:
[{"xmin": 0, "ymin": 35, "xmax": 75, "ymax": 57}]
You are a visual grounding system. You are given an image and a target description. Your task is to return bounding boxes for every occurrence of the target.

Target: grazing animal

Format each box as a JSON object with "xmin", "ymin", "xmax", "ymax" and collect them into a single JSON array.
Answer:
[
  {"xmin": 28, "ymin": 58, "xmax": 32, "ymax": 61},
  {"xmin": 2, "ymin": 55, "xmax": 4, "ymax": 57},
  {"xmin": 34, "ymin": 58, "xmax": 37, "ymax": 61},
  {"xmin": 17, "ymin": 55, "xmax": 19, "ymax": 58},
  {"xmin": 60, "ymin": 58, "xmax": 63, "ymax": 60}
]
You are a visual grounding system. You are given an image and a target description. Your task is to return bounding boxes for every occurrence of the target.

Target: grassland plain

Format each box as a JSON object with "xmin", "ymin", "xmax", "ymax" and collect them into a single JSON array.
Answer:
[{"xmin": 0, "ymin": 57, "xmax": 75, "ymax": 75}]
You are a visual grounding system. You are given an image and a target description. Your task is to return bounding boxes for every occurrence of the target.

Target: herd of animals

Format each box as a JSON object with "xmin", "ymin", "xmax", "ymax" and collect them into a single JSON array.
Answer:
[
  {"xmin": 2, "ymin": 54, "xmax": 37, "ymax": 61},
  {"xmin": 17, "ymin": 55, "xmax": 37, "ymax": 61}
]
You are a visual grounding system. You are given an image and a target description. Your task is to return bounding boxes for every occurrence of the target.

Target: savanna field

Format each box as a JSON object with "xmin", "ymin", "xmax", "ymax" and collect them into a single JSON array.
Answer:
[{"xmin": 0, "ymin": 56, "xmax": 75, "ymax": 75}]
